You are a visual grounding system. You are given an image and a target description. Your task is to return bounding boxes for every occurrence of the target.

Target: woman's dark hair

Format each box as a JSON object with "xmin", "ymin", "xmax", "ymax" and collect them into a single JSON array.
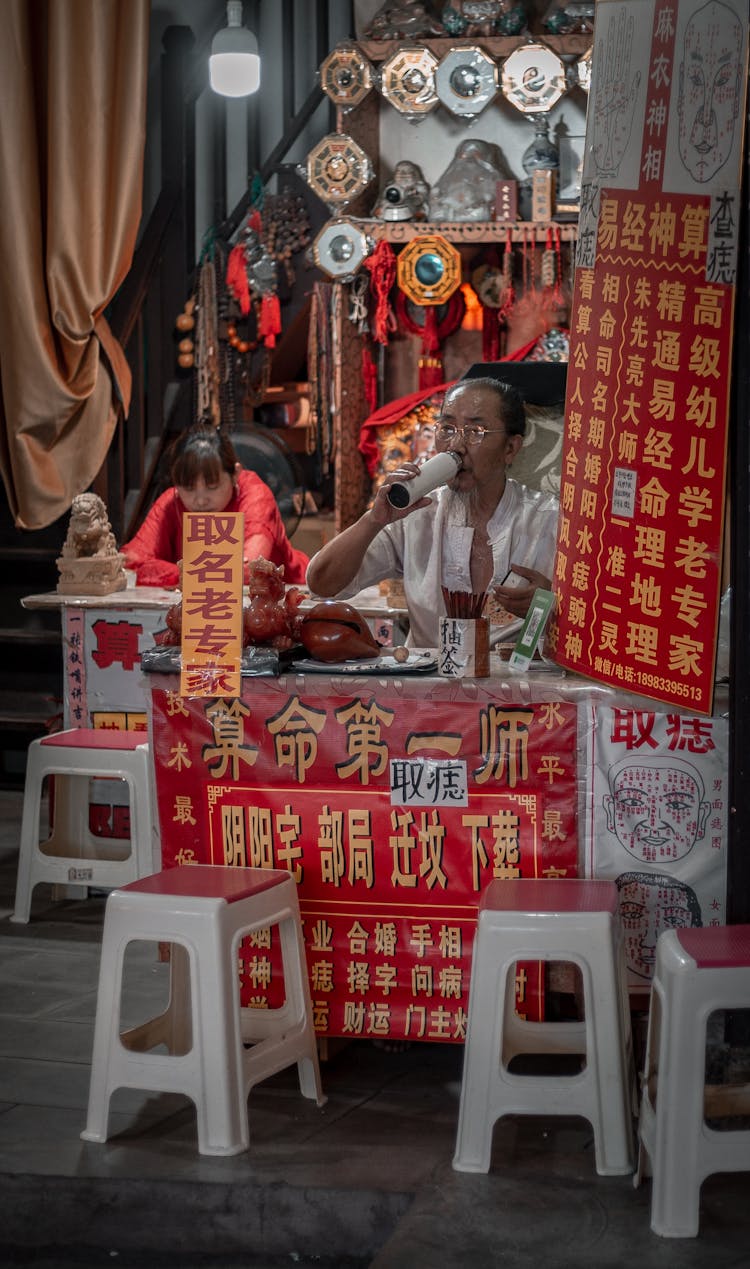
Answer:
[
  {"xmin": 169, "ymin": 422, "xmax": 238, "ymax": 487},
  {"xmin": 444, "ymin": 376, "xmax": 527, "ymax": 438}
]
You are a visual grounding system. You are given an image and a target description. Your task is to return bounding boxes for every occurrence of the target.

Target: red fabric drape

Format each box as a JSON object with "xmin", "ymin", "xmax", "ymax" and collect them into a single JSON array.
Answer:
[
  {"xmin": 358, "ymin": 382, "xmax": 456, "ymax": 476},
  {"xmin": 357, "ymin": 339, "xmax": 547, "ymax": 476}
]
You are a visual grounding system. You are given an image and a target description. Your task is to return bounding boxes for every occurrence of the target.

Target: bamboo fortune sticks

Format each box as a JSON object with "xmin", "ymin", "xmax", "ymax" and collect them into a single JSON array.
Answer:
[{"xmin": 441, "ymin": 587, "xmax": 487, "ymax": 619}]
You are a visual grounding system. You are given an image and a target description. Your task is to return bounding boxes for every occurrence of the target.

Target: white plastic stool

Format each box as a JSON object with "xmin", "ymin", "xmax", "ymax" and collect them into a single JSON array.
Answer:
[
  {"xmin": 453, "ymin": 877, "xmax": 635, "ymax": 1176},
  {"xmin": 11, "ymin": 728, "xmax": 160, "ymax": 923},
  {"xmin": 636, "ymin": 924, "xmax": 750, "ymax": 1238},
  {"xmin": 81, "ymin": 864, "xmax": 325, "ymax": 1156}
]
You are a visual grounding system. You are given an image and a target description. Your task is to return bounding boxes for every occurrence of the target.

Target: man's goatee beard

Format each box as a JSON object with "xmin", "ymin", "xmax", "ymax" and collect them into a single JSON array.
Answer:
[{"xmin": 445, "ymin": 486, "xmax": 479, "ymax": 526}]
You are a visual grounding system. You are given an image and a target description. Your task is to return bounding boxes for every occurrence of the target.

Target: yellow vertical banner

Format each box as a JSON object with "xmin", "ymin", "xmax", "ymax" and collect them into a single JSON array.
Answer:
[{"xmin": 180, "ymin": 512, "xmax": 244, "ymax": 698}]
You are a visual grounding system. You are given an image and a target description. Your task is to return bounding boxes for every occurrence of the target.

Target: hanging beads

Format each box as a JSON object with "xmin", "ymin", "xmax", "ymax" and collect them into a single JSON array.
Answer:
[
  {"xmin": 175, "ymin": 296, "xmax": 196, "ymax": 368},
  {"xmin": 226, "ymin": 320, "xmax": 258, "ymax": 357},
  {"xmin": 262, "ymin": 189, "xmax": 311, "ymax": 288}
]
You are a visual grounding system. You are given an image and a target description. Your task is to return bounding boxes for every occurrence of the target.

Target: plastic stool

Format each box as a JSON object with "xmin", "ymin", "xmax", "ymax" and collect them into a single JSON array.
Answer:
[
  {"xmin": 636, "ymin": 924, "xmax": 750, "ymax": 1237},
  {"xmin": 453, "ymin": 877, "xmax": 635, "ymax": 1176},
  {"xmin": 81, "ymin": 864, "xmax": 325, "ymax": 1156},
  {"xmin": 11, "ymin": 728, "xmax": 160, "ymax": 923}
]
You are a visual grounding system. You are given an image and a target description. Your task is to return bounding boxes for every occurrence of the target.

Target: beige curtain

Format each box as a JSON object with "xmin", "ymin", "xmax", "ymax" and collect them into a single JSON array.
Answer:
[{"xmin": 0, "ymin": 0, "xmax": 149, "ymax": 529}]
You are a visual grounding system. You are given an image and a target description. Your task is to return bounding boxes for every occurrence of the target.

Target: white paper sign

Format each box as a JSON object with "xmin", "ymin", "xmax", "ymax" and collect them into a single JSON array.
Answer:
[
  {"xmin": 390, "ymin": 758, "xmax": 469, "ymax": 807},
  {"xmin": 583, "ymin": 704, "xmax": 728, "ymax": 986}
]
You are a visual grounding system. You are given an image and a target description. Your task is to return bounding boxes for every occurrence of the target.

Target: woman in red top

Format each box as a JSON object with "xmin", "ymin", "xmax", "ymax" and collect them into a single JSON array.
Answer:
[{"xmin": 122, "ymin": 423, "xmax": 309, "ymax": 587}]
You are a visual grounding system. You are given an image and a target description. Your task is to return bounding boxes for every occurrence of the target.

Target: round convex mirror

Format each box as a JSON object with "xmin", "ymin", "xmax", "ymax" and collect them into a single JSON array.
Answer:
[
  {"xmin": 450, "ymin": 65, "xmax": 480, "ymax": 97},
  {"xmin": 415, "ymin": 252, "xmax": 444, "ymax": 286}
]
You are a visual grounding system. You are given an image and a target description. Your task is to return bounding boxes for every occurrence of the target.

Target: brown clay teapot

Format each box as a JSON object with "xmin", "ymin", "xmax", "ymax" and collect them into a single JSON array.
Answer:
[{"xmin": 300, "ymin": 600, "xmax": 381, "ymax": 662}]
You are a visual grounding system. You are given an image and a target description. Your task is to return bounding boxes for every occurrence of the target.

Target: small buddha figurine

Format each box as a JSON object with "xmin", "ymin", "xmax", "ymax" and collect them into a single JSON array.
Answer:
[{"xmin": 372, "ymin": 160, "xmax": 430, "ymax": 221}]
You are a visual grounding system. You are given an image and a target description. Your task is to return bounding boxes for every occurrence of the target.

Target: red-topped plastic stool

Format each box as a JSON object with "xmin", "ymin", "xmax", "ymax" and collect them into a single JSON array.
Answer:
[
  {"xmin": 453, "ymin": 877, "xmax": 635, "ymax": 1176},
  {"xmin": 11, "ymin": 728, "xmax": 160, "ymax": 923},
  {"xmin": 636, "ymin": 924, "xmax": 750, "ymax": 1237},
  {"xmin": 81, "ymin": 864, "xmax": 325, "ymax": 1156}
]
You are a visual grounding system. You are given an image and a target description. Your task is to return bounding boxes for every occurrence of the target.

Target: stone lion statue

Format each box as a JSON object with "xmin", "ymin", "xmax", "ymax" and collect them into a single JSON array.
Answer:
[
  {"xmin": 57, "ymin": 493, "xmax": 127, "ymax": 594},
  {"xmin": 60, "ymin": 493, "xmax": 119, "ymax": 559}
]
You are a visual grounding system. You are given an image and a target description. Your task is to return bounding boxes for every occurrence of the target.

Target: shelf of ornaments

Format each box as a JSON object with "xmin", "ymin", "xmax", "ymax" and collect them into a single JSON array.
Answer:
[
  {"xmin": 356, "ymin": 33, "xmax": 592, "ymax": 64},
  {"xmin": 341, "ymin": 218, "xmax": 578, "ymax": 244},
  {"xmin": 327, "ymin": 36, "xmax": 591, "ymax": 252}
]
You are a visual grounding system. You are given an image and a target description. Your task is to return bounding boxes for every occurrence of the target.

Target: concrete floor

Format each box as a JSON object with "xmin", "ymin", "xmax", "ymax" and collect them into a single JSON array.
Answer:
[{"xmin": 1, "ymin": 787, "xmax": 749, "ymax": 1268}]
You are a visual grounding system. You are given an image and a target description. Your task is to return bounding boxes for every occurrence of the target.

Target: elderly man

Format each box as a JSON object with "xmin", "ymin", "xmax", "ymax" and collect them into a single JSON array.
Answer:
[{"xmin": 306, "ymin": 377, "xmax": 559, "ymax": 647}]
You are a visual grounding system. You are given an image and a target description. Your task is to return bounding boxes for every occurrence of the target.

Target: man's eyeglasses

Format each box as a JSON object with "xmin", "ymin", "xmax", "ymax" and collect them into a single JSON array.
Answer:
[{"xmin": 435, "ymin": 423, "xmax": 507, "ymax": 446}]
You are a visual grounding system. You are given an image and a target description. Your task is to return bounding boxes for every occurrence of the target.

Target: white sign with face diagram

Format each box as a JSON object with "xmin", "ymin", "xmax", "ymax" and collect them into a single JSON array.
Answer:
[
  {"xmin": 583, "ymin": 704, "xmax": 728, "ymax": 987},
  {"xmin": 575, "ymin": 0, "xmax": 748, "ymax": 271},
  {"xmin": 662, "ymin": 0, "xmax": 748, "ymax": 193}
]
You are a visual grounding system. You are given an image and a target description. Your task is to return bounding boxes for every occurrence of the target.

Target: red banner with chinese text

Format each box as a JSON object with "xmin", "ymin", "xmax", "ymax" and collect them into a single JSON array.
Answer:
[
  {"xmin": 151, "ymin": 680, "xmax": 578, "ymax": 1043},
  {"xmin": 554, "ymin": 0, "xmax": 748, "ymax": 714}
]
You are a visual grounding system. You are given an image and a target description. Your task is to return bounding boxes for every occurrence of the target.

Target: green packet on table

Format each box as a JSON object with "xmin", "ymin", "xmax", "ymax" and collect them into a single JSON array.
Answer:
[{"xmin": 508, "ymin": 589, "xmax": 555, "ymax": 673}]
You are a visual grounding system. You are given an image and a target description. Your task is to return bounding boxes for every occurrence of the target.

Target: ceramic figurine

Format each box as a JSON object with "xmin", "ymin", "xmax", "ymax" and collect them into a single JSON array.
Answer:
[
  {"xmin": 363, "ymin": 1, "xmax": 445, "ymax": 39},
  {"xmin": 441, "ymin": 0, "xmax": 527, "ymax": 37},
  {"xmin": 372, "ymin": 160, "xmax": 430, "ymax": 221},
  {"xmin": 521, "ymin": 116, "xmax": 560, "ymax": 175}
]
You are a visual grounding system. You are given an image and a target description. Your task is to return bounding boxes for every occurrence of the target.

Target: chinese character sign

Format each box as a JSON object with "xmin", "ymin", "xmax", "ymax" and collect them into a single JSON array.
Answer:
[
  {"xmin": 583, "ymin": 705, "xmax": 728, "ymax": 988},
  {"xmin": 63, "ymin": 607, "xmax": 164, "ymax": 729},
  {"xmin": 180, "ymin": 511, "xmax": 244, "ymax": 698},
  {"xmin": 151, "ymin": 681, "xmax": 579, "ymax": 1042},
  {"xmin": 555, "ymin": 0, "xmax": 748, "ymax": 714}
]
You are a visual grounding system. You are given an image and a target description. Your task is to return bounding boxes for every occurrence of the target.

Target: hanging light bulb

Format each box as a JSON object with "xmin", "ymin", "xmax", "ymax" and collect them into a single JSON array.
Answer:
[{"xmin": 209, "ymin": 1, "xmax": 260, "ymax": 98}]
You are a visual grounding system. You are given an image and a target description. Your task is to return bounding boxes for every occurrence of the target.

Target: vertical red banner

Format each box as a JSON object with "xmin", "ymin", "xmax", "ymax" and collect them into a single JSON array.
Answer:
[{"xmin": 554, "ymin": 0, "xmax": 748, "ymax": 714}]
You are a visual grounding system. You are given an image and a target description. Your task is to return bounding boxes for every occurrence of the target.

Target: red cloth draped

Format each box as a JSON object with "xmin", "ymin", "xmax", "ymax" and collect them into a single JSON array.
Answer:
[{"xmin": 357, "ymin": 337, "xmax": 546, "ymax": 476}]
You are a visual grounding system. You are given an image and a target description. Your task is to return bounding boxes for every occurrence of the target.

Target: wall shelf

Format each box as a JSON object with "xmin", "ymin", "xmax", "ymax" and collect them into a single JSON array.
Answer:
[{"xmin": 350, "ymin": 220, "xmax": 579, "ymax": 244}]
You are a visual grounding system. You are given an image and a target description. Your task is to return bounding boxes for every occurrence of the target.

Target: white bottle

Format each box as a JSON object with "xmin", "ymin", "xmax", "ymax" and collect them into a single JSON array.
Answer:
[{"xmin": 387, "ymin": 451, "xmax": 462, "ymax": 509}]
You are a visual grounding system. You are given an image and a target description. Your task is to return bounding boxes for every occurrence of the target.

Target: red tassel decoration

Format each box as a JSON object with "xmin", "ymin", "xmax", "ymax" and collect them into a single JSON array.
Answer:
[
  {"xmin": 259, "ymin": 293, "xmax": 281, "ymax": 347},
  {"xmin": 362, "ymin": 341, "xmax": 378, "ymax": 413},
  {"xmin": 421, "ymin": 306, "xmax": 440, "ymax": 358},
  {"xmin": 497, "ymin": 227, "xmax": 515, "ymax": 323},
  {"xmin": 482, "ymin": 307, "xmax": 501, "ymax": 363},
  {"xmin": 541, "ymin": 224, "xmax": 564, "ymax": 315},
  {"xmin": 418, "ymin": 307, "xmax": 444, "ymax": 390},
  {"xmin": 363, "ymin": 241, "xmax": 397, "ymax": 345},
  {"xmin": 394, "ymin": 290, "xmax": 465, "ymax": 393},
  {"xmin": 226, "ymin": 244, "xmax": 251, "ymax": 316}
]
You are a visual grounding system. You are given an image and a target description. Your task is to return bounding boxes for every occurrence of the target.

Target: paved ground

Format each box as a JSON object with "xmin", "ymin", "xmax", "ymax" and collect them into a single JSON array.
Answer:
[{"xmin": 1, "ymin": 788, "xmax": 749, "ymax": 1268}]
